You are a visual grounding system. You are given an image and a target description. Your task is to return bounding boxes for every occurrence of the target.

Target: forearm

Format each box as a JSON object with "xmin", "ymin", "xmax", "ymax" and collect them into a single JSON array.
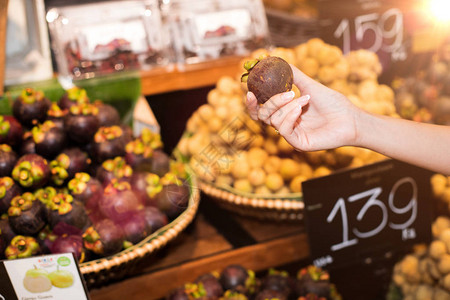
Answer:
[{"xmin": 354, "ymin": 111, "xmax": 450, "ymax": 175}]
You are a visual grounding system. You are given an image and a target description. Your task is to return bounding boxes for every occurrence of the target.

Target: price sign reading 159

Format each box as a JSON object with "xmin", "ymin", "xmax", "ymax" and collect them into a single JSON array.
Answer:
[{"xmin": 302, "ymin": 159, "xmax": 433, "ymax": 269}]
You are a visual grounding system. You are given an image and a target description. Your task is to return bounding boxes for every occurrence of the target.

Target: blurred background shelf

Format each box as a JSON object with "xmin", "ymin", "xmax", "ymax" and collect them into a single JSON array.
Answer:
[{"xmin": 140, "ymin": 56, "xmax": 244, "ymax": 96}]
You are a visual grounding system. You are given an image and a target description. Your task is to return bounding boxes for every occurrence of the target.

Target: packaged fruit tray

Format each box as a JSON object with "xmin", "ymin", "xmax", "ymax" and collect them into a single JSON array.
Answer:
[{"xmin": 79, "ymin": 170, "xmax": 199, "ymax": 288}]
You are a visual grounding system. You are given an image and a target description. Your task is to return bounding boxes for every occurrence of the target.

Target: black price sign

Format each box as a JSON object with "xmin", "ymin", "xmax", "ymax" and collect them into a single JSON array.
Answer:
[
  {"xmin": 317, "ymin": 0, "xmax": 432, "ymax": 82},
  {"xmin": 302, "ymin": 159, "xmax": 434, "ymax": 269}
]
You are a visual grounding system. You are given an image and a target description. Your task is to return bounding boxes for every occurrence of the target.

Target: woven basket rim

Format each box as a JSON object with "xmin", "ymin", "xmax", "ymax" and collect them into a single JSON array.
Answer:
[
  {"xmin": 199, "ymin": 179, "xmax": 304, "ymax": 211},
  {"xmin": 79, "ymin": 169, "xmax": 200, "ymax": 274}
]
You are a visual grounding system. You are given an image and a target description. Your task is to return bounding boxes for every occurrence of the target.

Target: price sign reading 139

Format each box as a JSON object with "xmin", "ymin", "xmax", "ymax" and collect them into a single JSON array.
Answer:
[{"xmin": 302, "ymin": 159, "xmax": 433, "ymax": 269}]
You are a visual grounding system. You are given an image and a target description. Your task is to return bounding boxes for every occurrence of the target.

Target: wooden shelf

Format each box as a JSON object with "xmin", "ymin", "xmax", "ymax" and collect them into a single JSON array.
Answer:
[{"xmin": 140, "ymin": 56, "xmax": 245, "ymax": 96}]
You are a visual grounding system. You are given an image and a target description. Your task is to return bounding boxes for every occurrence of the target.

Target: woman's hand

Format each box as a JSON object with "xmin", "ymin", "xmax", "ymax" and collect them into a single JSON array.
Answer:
[{"xmin": 245, "ymin": 65, "xmax": 362, "ymax": 152}]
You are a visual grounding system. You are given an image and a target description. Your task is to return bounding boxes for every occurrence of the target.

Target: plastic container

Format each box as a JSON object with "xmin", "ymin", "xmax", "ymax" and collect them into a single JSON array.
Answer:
[
  {"xmin": 46, "ymin": 0, "xmax": 173, "ymax": 85},
  {"xmin": 161, "ymin": 0, "xmax": 271, "ymax": 68}
]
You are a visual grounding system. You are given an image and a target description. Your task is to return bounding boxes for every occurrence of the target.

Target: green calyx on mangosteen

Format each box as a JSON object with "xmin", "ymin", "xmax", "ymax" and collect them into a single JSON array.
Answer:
[
  {"xmin": 5, "ymin": 235, "xmax": 40, "ymax": 259},
  {"xmin": 241, "ymin": 55, "xmax": 294, "ymax": 104}
]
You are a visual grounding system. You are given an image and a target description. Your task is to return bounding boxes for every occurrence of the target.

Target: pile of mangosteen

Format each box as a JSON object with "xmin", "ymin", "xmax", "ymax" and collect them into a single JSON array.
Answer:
[
  {"xmin": 0, "ymin": 87, "xmax": 191, "ymax": 262},
  {"xmin": 166, "ymin": 264, "xmax": 342, "ymax": 300}
]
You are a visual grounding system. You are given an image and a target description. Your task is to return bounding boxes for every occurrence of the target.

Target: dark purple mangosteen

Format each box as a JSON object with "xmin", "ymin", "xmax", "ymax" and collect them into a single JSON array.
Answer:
[
  {"xmin": 36, "ymin": 225, "xmax": 58, "ymax": 254},
  {"xmin": 130, "ymin": 172, "xmax": 162, "ymax": 207},
  {"xmin": 31, "ymin": 120, "xmax": 67, "ymax": 159},
  {"xmin": 47, "ymin": 193, "xmax": 89, "ymax": 230},
  {"xmin": 96, "ymin": 156, "xmax": 133, "ymax": 186},
  {"xmin": 82, "ymin": 218, "xmax": 125, "ymax": 256},
  {"xmin": 139, "ymin": 128, "xmax": 164, "ymax": 150},
  {"xmin": 12, "ymin": 153, "xmax": 50, "ymax": 189},
  {"xmin": 19, "ymin": 131, "xmax": 36, "ymax": 155},
  {"xmin": 46, "ymin": 102, "xmax": 68, "ymax": 130},
  {"xmin": 58, "ymin": 86, "xmax": 90, "ymax": 110},
  {"xmin": 64, "ymin": 103, "xmax": 100, "ymax": 145},
  {"xmin": 98, "ymin": 179, "xmax": 142, "ymax": 222},
  {"xmin": 118, "ymin": 211, "xmax": 149, "ymax": 245},
  {"xmin": 141, "ymin": 206, "xmax": 168, "ymax": 233},
  {"xmin": 0, "ymin": 115, "xmax": 23, "ymax": 147},
  {"xmin": 260, "ymin": 269, "xmax": 292, "ymax": 297},
  {"xmin": 13, "ymin": 88, "xmax": 51, "ymax": 128},
  {"xmin": 8, "ymin": 192, "xmax": 46, "ymax": 236},
  {"xmin": 92, "ymin": 126, "xmax": 127, "ymax": 163},
  {"xmin": 294, "ymin": 266, "xmax": 331, "ymax": 299},
  {"xmin": 4, "ymin": 235, "xmax": 40, "ymax": 259},
  {"xmin": 156, "ymin": 173, "xmax": 190, "ymax": 220},
  {"xmin": 0, "ymin": 176, "xmax": 22, "ymax": 214},
  {"xmin": 151, "ymin": 149, "xmax": 170, "ymax": 177},
  {"xmin": 166, "ymin": 287, "xmax": 190, "ymax": 300},
  {"xmin": 0, "ymin": 144, "xmax": 18, "ymax": 177},
  {"xmin": 220, "ymin": 290, "xmax": 248, "ymax": 300},
  {"xmin": 50, "ymin": 234, "xmax": 86, "ymax": 262},
  {"xmin": 0, "ymin": 216, "xmax": 16, "ymax": 245},
  {"xmin": 93, "ymin": 100, "xmax": 121, "ymax": 127},
  {"xmin": 67, "ymin": 172, "xmax": 103, "ymax": 211},
  {"xmin": 125, "ymin": 139, "xmax": 153, "ymax": 172},
  {"xmin": 220, "ymin": 265, "xmax": 257, "ymax": 295},
  {"xmin": 254, "ymin": 289, "xmax": 287, "ymax": 300},
  {"xmin": 34, "ymin": 186, "xmax": 59, "ymax": 220},
  {"xmin": 49, "ymin": 148, "xmax": 90, "ymax": 186},
  {"xmin": 195, "ymin": 273, "xmax": 224, "ymax": 299},
  {"xmin": 120, "ymin": 124, "xmax": 134, "ymax": 145}
]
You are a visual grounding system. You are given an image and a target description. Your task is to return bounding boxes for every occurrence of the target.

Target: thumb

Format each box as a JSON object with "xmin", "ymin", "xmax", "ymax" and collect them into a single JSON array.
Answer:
[{"xmin": 289, "ymin": 64, "xmax": 321, "ymax": 94}]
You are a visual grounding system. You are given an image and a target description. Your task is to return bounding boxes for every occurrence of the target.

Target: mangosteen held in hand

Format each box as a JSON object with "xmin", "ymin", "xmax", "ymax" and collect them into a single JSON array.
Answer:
[
  {"xmin": 31, "ymin": 120, "xmax": 67, "ymax": 160},
  {"xmin": 130, "ymin": 172, "xmax": 162, "ymax": 207},
  {"xmin": 13, "ymin": 88, "xmax": 51, "ymax": 127},
  {"xmin": 157, "ymin": 173, "xmax": 190, "ymax": 220},
  {"xmin": 0, "ymin": 144, "xmax": 18, "ymax": 177},
  {"xmin": 47, "ymin": 193, "xmax": 89, "ymax": 230},
  {"xmin": 5, "ymin": 235, "xmax": 40, "ymax": 259},
  {"xmin": 7, "ymin": 192, "xmax": 46, "ymax": 236},
  {"xmin": 92, "ymin": 125, "xmax": 127, "ymax": 163},
  {"xmin": 82, "ymin": 218, "xmax": 125, "ymax": 256},
  {"xmin": 241, "ymin": 55, "xmax": 294, "ymax": 104},
  {"xmin": 64, "ymin": 103, "xmax": 100, "ymax": 145},
  {"xmin": 93, "ymin": 100, "xmax": 121, "ymax": 127},
  {"xmin": 58, "ymin": 86, "xmax": 90, "ymax": 110},
  {"xmin": 49, "ymin": 148, "xmax": 90, "ymax": 186},
  {"xmin": 0, "ymin": 115, "xmax": 23, "ymax": 147},
  {"xmin": 0, "ymin": 176, "xmax": 21, "ymax": 214},
  {"xmin": 12, "ymin": 153, "xmax": 50, "ymax": 189}
]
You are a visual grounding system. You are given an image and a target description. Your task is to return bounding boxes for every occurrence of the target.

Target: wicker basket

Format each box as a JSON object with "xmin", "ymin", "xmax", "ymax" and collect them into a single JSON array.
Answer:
[
  {"xmin": 79, "ymin": 170, "xmax": 200, "ymax": 288},
  {"xmin": 265, "ymin": 8, "xmax": 319, "ymax": 48},
  {"xmin": 199, "ymin": 179, "xmax": 303, "ymax": 222}
]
